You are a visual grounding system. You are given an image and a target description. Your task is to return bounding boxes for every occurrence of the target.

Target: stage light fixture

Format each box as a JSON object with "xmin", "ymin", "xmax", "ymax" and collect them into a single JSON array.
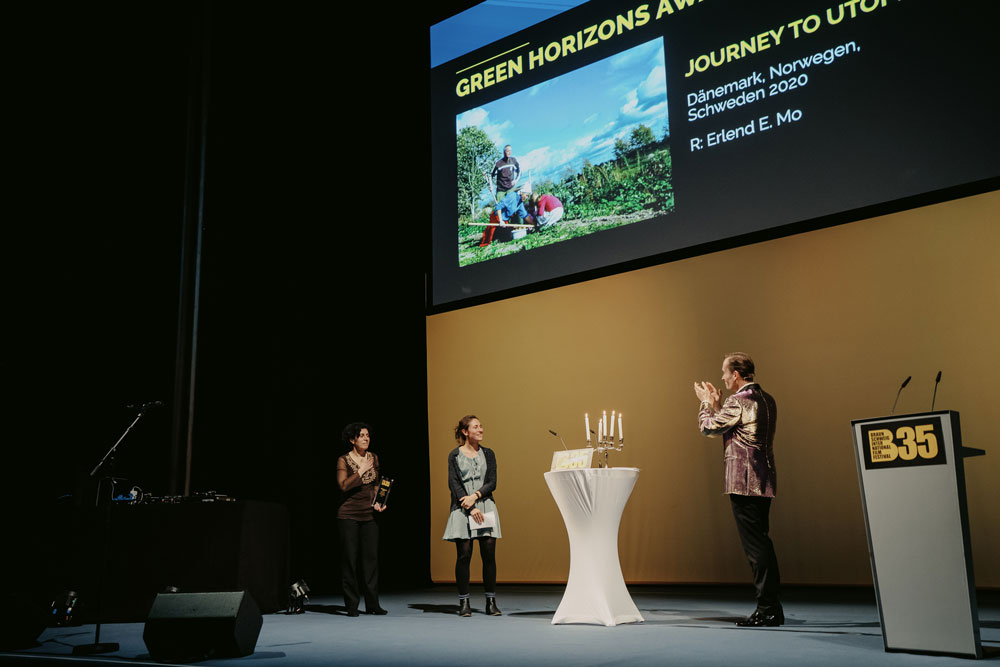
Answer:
[{"xmin": 287, "ymin": 580, "xmax": 310, "ymax": 614}]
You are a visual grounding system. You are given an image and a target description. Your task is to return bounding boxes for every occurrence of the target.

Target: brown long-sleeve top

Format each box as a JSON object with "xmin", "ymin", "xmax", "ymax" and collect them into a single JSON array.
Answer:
[{"xmin": 336, "ymin": 452, "xmax": 380, "ymax": 521}]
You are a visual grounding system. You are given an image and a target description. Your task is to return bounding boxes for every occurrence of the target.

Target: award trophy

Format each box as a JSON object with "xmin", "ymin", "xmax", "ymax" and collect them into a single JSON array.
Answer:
[{"xmin": 373, "ymin": 477, "xmax": 393, "ymax": 507}]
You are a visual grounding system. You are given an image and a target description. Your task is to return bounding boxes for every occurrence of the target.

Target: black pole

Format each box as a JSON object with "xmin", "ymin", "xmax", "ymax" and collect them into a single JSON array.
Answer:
[
  {"xmin": 171, "ymin": 0, "xmax": 212, "ymax": 496},
  {"xmin": 71, "ymin": 476, "xmax": 119, "ymax": 656}
]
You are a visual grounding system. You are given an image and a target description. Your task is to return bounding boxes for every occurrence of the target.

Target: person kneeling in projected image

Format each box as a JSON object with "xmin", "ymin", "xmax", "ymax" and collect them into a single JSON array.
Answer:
[
  {"xmin": 478, "ymin": 186, "xmax": 535, "ymax": 246},
  {"xmin": 530, "ymin": 191, "xmax": 563, "ymax": 231},
  {"xmin": 442, "ymin": 415, "xmax": 502, "ymax": 617}
]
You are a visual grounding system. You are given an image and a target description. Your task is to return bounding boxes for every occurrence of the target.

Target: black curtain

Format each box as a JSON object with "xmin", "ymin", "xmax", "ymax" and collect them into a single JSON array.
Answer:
[{"xmin": 5, "ymin": 1, "xmax": 441, "ymax": 604}]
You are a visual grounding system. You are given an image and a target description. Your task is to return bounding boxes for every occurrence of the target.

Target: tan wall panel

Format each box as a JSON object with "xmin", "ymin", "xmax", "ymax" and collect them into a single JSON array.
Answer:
[{"xmin": 426, "ymin": 191, "xmax": 1000, "ymax": 586}]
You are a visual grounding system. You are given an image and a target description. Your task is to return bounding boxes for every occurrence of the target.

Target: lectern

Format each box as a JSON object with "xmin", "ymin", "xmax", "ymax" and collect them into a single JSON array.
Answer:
[{"xmin": 851, "ymin": 410, "xmax": 985, "ymax": 658}]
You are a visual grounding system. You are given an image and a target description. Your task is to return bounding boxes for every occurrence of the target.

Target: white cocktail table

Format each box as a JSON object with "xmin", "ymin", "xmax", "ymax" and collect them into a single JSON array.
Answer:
[{"xmin": 544, "ymin": 467, "xmax": 643, "ymax": 626}]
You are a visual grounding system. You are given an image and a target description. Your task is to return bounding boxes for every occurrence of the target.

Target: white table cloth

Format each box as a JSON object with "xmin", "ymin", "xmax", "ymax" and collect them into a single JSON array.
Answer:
[{"xmin": 544, "ymin": 467, "xmax": 643, "ymax": 626}]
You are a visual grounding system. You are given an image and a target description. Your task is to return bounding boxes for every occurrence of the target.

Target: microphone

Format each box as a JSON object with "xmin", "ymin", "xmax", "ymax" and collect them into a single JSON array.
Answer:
[
  {"xmin": 548, "ymin": 429, "xmax": 568, "ymax": 450},
  {"xmin": 127, "ymin": 401, "xmax": 164, "ymax": 411},
  {"xmin": 890, "ymin": 376, "xmax": 910, "ymax": 415},
  {"xmin": 931, "ymin": 371, "xmax": 942, "ymax": 410}
]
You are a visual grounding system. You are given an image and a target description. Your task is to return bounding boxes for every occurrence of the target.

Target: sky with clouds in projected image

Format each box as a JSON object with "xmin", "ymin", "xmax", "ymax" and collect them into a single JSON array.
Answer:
[{"xmin": 457, "ymin": 38, "xmax": 669, "ymax": 201}]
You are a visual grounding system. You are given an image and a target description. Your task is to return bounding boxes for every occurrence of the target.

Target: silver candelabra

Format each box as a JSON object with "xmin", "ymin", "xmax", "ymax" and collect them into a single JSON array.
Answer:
[{"xmin": 585, "ymin": 410, "xmax": 625, "ymax": 468}]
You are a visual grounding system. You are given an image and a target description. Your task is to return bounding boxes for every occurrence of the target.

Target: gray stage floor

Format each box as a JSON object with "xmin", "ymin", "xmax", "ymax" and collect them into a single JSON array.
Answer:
[{"xmin": 4, "ymin": 585, "xmax": 998, "ymax": 666}]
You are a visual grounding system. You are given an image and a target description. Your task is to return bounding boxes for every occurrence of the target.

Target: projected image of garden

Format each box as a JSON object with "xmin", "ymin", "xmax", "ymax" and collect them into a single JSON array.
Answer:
[{"xmin": 456, "ymin": 38, "xmax": 673, "ymax": 267}]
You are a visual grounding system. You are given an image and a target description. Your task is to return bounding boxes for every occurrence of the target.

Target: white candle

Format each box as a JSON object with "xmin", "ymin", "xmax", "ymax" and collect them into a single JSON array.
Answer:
[
  {"xmin": 618, "ymin": 413, "xmax": 623, "ymax": 443},
  {"xmin": 610, "ymin": 410, "xmax": 616, "ymax": 440},
  {"xmin": 602, "ymin": 411, "xmax": 607, "ymax": 441},
  {"xmin": 585, "ymin": 413, "xmax": 591, "ymax": 444}
]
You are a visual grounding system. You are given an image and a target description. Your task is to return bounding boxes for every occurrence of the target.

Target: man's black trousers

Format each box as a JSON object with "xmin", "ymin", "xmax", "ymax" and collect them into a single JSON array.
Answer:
[{"xmin": 729, "ymin": 494, "xmax": 781, "ymax": 612}]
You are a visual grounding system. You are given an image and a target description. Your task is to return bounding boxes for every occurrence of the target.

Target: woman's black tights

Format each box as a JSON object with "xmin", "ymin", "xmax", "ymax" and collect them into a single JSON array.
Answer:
[{"xmin": 454, "ymin": 537, "xmax": 496, "ymax": 595}]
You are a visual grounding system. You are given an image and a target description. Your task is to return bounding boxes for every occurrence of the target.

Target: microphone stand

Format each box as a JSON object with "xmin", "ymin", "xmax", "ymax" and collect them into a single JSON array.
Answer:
[
  {"xmin": 548, "ymin": 430, "xmax": 568, "ymax": 450},
  {"xmin": 89, "ymin": 410, "xmax": 146, "ymax": 478},
  {"xmin": 890, "ymin": 376, "xmax": 911, "ymax": 416},
  {"xmin": 73, "ymin": 405, "xmax": 153, "ymax": 656},
  {"xmin": 931, "ymin": 371, "xmax": 942, "ymax": 411}
]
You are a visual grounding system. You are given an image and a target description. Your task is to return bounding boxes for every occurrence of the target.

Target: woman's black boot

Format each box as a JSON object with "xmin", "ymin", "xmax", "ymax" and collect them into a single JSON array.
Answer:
[
  {"xmin": 458, "ymin": 598, "xmax": 472, "ymax": 617},
  {"xmin": 485, "ymin": 597, "xmax": 502, "ymax": 616}
]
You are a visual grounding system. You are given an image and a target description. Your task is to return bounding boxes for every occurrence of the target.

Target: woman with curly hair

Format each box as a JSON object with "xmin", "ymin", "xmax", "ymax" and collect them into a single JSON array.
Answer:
[{"xmin": 336, "ymin": 422, "xmax": 387, "ymax": 617}]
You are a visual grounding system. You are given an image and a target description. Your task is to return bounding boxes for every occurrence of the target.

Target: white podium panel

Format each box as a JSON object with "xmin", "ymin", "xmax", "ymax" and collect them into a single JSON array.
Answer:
[
  {"xmin": 544, "ymin": 467, "xmax": 643, "ymax": 626},
  {"xmin": 851, "ymin": 410, "xmax": 984, "ymax": 658}
]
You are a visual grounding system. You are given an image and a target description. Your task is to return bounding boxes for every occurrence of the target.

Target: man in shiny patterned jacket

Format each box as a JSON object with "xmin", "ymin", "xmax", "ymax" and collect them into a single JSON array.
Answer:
[{"xmin": 694, "ymin": 352, "xmax": 782, "ymax": 627}]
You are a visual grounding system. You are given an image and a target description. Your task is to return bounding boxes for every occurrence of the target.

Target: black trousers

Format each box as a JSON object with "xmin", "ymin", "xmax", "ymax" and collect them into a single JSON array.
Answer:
[
  {"xmin": 729, "ymin": 494, "xmax": 781, "ymax": 612},
  {"xmin": 337, "ymin": 518, "xmax": 380, "ymax": 612}
]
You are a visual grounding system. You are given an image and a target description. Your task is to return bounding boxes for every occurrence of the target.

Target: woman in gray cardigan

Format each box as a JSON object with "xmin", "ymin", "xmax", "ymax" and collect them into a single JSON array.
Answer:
[{"xmin": 442, "ymin": 414, "xmax": 501, "ymax": 617}]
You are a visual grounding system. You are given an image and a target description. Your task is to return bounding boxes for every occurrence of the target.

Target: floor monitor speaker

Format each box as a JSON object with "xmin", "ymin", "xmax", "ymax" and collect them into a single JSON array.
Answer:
[{"xmin": 143, "ymin": 590, "xmax": 262, "ymax": 661}]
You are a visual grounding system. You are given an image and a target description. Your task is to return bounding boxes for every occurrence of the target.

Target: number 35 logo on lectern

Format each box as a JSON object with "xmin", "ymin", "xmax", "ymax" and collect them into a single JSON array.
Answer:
[{"xmin": 861, "ymin": 417, "xmax": 947, "ymax": 470}]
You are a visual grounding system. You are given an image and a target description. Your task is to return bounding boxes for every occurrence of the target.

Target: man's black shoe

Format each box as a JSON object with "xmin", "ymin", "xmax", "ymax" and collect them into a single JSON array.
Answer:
[
  {"xmin": 458, "ymin": 599, "xmax": 472, "ymax": 617},
  {"xmin": 736, "ymin": 608, "xmax": 784, "ymax": 627}
]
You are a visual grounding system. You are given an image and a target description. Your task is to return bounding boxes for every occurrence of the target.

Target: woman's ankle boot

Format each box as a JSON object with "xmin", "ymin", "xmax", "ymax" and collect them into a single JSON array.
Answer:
[{"xmin": 485, "ymin": 597, "xmax": 501, "ymax": 616}]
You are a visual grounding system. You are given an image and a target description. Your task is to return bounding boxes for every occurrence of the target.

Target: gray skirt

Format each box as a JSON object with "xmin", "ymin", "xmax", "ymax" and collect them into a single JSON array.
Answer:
[{"xmin": 442, "ymin": 498, "xmax": 502, "ymax": 540}]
